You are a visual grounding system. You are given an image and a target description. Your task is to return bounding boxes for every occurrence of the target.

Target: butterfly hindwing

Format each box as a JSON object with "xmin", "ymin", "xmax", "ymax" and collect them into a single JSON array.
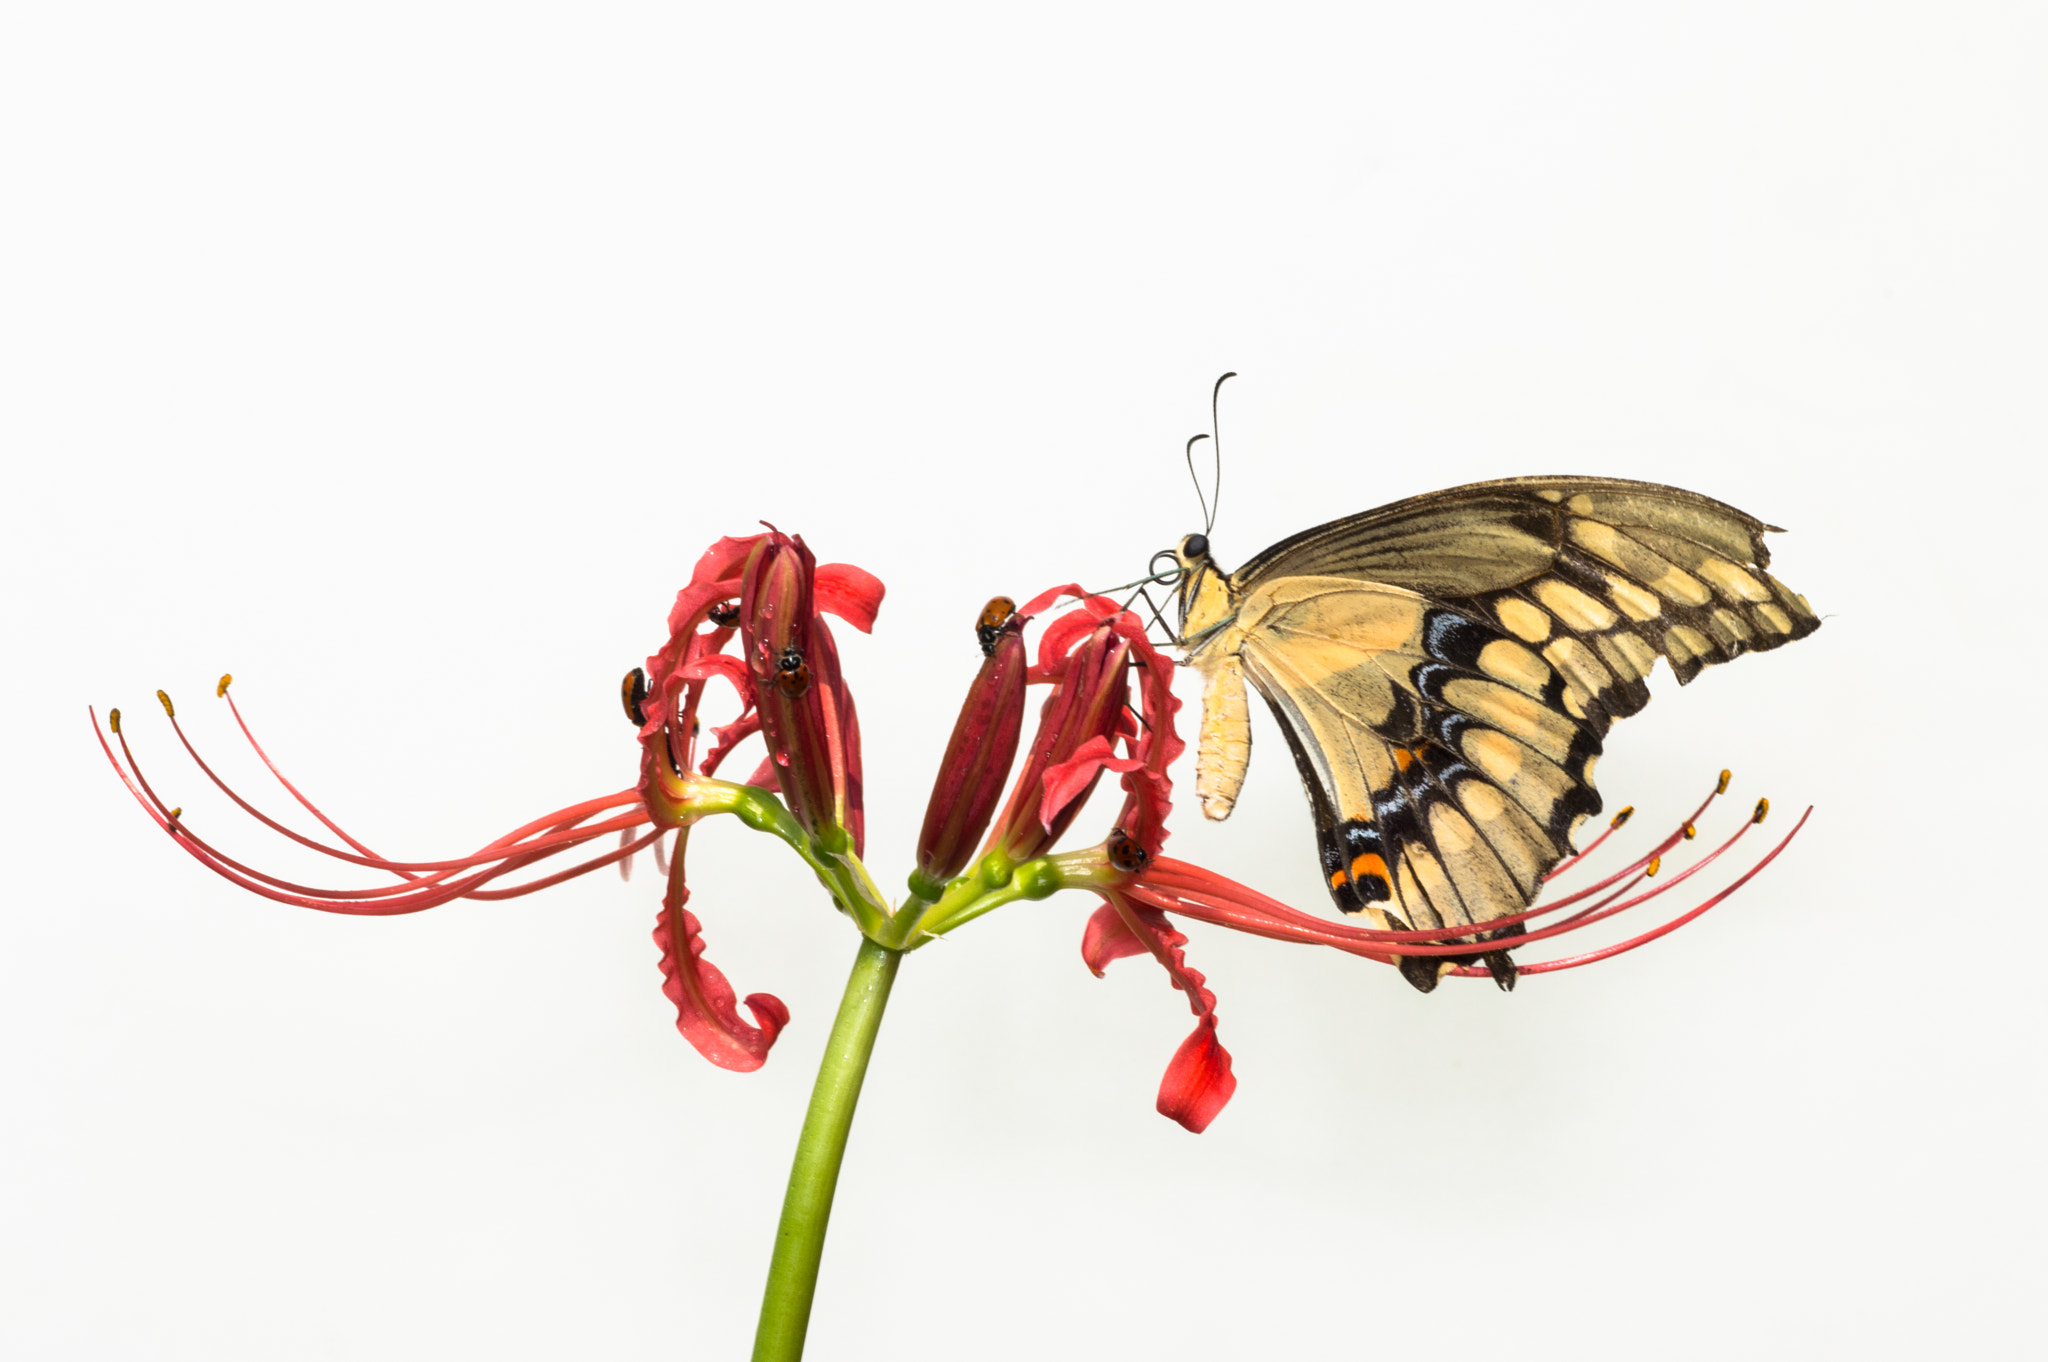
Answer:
[{"xmin": 1234, "ymin": 578, "xmax": 1602, "ymax": 986}]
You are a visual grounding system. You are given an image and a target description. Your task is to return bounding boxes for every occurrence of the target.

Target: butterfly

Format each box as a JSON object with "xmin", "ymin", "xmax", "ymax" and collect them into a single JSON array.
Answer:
[{"xmin": 1167, "ymin": 474, "xmax": 1819, "ymax": 993}]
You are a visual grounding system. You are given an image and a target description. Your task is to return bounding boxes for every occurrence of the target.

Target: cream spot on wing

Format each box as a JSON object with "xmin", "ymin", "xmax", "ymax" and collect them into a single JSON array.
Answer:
[
  {"xmin": 1430, "ymin": 803, "xmax": 1524, "ymax": 923},
  {"xmin": 1711, "ymin": 606, "xmax": 1755, "ymax": 643},
  {"xmin": 1496, "ymin": 596, "xmax": 1552, "ymax": 643},
  {"xmin": 1757, "ymin": 602, "xmax": 1794, "ymax": 634},
  {"xmin": 1464, "ymin": 730, "xmax": 1574, "ymax": 827},
  {"xmin": 1615, "ymin": 631, "xmax": 1659, "ymax": 676},
  {"xmin": 1668, "ymin": 624, "xmax": 1713, "ymax": 664},
  {"xmin": 1569, "ymin": 519, "xmax": 1711, "ymax": 606},
  {"xmin": 1698, "ymin": 558, "xmax": 1770, "ymax": 603},
  {"xmin": 1581, "ymin": 751, "xmax": 1600, "ymax": 784},
  {"xmin": 1595, "ymin": 634, "xmax": 1641, "ymax": 682},
  {"xmin": 1429, "ymin": 803, "xmax": 1478, "ymax": 856},
  {"xmin": 1463, "ymin": 726, "xmax": 1524, "ymax": 785},
  {"xmin": 1566, "ymin": 493, "xmax": 1594, "ymax": 515},
  {"xmin": 1607, "ymin": 574, "xmax": 1663, "ymax": 622},
  {"xmin": 1533, "ymin": 579, "xmax": 1617, "ymax": 632},
  {"xmin": 1537, "ymin": 489, "xmax": 1565, "ymax": 503},
  {"xmin": 1478, "ymin": 638, "xmax": 1552, "ymax": 698},
  {"xmin": 1653, "ymin": 564, "xmax": 1712, "ymax": 606},
  {"xmin": 1443, "ymin": 677, "xmax": 1576, "ymax": 762},
  {"xmin": 1455, "ymin": 777, "xmax": 1550, "ymax": 894},
  {"xmin": 1543, "ymin": 636, "xmax": 1612, "ymax": 695},
  {"xmin": 1460, "ymin": 779, "xmax": 1508, "ymax": 825}
]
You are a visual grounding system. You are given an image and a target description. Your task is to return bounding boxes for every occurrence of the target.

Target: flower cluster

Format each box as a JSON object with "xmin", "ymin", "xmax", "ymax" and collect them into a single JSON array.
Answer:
[{"xmin": 96, "ymin": 531, "xmax": 1808, "ymax": 1131}]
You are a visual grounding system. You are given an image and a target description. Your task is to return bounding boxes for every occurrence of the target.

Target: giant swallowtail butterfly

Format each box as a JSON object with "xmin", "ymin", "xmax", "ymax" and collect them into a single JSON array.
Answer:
[{"xmin": 1168, "ymin": 475, "xmax": 1819, "ymax": 994}]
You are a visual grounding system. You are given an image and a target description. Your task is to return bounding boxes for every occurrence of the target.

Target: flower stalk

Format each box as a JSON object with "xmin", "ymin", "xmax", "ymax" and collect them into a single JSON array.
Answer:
[{"xmin": 752, "ymin": 936, "xmax": 901, "ymax": 1362}]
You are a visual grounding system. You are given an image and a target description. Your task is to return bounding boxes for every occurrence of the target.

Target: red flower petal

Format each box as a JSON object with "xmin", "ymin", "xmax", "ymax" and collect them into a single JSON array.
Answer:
[
  {"xmin": 1080, "ymin": 902, "xmax": 1149, "ymax": 976},
  {"xmin": 652, "ymin": 831, "xmax": 788, "ymax": 1072},
  {"xmin": 1086, "ymin": 894, "xmax": 1237, "ymax": 1132},
  {"xmin": 815, "ymin": 562, "xmax": 886, "ymax": 634},
  {"xmin": 1039, "ymin": 734, "xmax": 1141, "ymax": 832},
  {"xmin": 1158, "ymin": 1017, "xmax": 1236, "ymax": 1134}
]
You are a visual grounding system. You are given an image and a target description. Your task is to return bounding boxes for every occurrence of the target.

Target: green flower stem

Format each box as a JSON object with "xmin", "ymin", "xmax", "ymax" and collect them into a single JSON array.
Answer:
[
  {"xmin": 899, "ymin": 850, "xmax": 1070, "ymax": 944},
  {"xmin": 688, "ymin": 778, "xmax": 893, "ymax": 939},
  {"xmin": 751, "ymin": 936, "xmax": 902, "ymax": 1362}
]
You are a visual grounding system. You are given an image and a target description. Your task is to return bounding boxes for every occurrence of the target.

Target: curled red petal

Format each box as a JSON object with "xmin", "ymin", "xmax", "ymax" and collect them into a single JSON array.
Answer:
[
  {"xmin": 700, "ymin": 712, "xmax": 763, "ymax": 779},
  {"xmin": 1081, "ymin": 901, "xmax": 1150, "ymax": 976},
  {"xmin": 1093, "ymin": 894, "xmax": 1237, "ymax": 1131},
  {"xmin": 815, "ymin": 562, "xmax": 886, "ymax": 633},
  {"xmin": 679, "ymin": 652, "xmax": 753, "ymax": 695},
  {"xmin": 653, "ymin": 833, "xmax": 788, "ymax": 1072},
  {"xmin": 1039, "ymin": 735, "xmax": 1141, "ymax": 832},
  {"xmin": 1158, "ymin": 1017, "xmax": 1236, "ymax": 1134}
]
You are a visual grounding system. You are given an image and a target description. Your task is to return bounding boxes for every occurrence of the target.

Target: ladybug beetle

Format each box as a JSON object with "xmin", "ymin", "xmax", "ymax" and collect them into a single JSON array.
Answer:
[
  {"xmin": 620, "ymin": 667, "xmax": 649, "ymax": 726},
  {"xmin": 775, "ymin": 645, "xmax": 812, "ymax": 699},
  {"xmin": 708, "ymin": 600, "xmax": 740, "ymax": 628},
  {"xmin": 975, "ymin": 595, "xmax": 1017, "ymax": 658},
  {"xmin": 1107, "ymin": 826, "xmax": 1150, "ymax": 874}
]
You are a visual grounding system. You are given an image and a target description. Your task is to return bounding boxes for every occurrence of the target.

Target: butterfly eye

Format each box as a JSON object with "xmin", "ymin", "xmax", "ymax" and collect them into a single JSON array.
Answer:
[{"xmin": 1181, "ymin": 533, "xmax": 1209, "ymax": 560}]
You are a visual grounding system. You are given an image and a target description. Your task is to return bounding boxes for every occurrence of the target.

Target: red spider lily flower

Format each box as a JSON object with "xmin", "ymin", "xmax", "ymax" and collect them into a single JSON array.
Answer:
[
  {"xmin": 96, "ymin": 530, "xmax": 884, "ymax": 1075},
  {"xmin": 910, "ymin": 598, "xmax": 1027, "ymax": 900}
]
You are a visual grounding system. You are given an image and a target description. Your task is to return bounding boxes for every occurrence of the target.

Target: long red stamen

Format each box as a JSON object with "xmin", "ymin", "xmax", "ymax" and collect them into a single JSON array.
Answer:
[
  {"xmin": 1450, "ymin": 807, "xmax": 1811, "ymax": 976},
  {"xmin": 221, "ymin": 682, "xmax": 403, "ymax": 869},
  {"xmin": 94, "ymin": 707, "xmax": 653, "ymax": 914}
]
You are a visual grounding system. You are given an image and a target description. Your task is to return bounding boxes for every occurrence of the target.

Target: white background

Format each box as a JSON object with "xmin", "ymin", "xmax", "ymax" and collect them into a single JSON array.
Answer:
[{"xmin": 6, "ymin": 4, "xmax": 2043, "ymax": 1358}]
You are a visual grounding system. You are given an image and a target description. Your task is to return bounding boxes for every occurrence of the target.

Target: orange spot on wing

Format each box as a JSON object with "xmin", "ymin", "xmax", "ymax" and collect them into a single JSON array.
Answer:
[{"xmin": 1349, "ymin": 852, "xmax": 1388, "ymax": 882}]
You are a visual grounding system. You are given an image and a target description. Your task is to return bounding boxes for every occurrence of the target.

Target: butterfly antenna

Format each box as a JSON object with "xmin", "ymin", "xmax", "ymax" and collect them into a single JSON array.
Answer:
[
  {"xmin": 1207, "ymin": 371, "xmax": 1235, "ymax": 535},
  {"xmin": 1184, "ymin": 434, "xmax": 1213, "ymax": 532}
]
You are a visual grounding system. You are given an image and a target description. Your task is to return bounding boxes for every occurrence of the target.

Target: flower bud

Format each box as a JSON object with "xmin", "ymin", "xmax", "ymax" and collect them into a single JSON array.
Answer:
[
  {"xmin": 911, "ymin": 599, "xmax": 1027, "ymax": 898},
  {"xmin": 742, "ymin": 529, "xmax": 864, "ymax": 852}
]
